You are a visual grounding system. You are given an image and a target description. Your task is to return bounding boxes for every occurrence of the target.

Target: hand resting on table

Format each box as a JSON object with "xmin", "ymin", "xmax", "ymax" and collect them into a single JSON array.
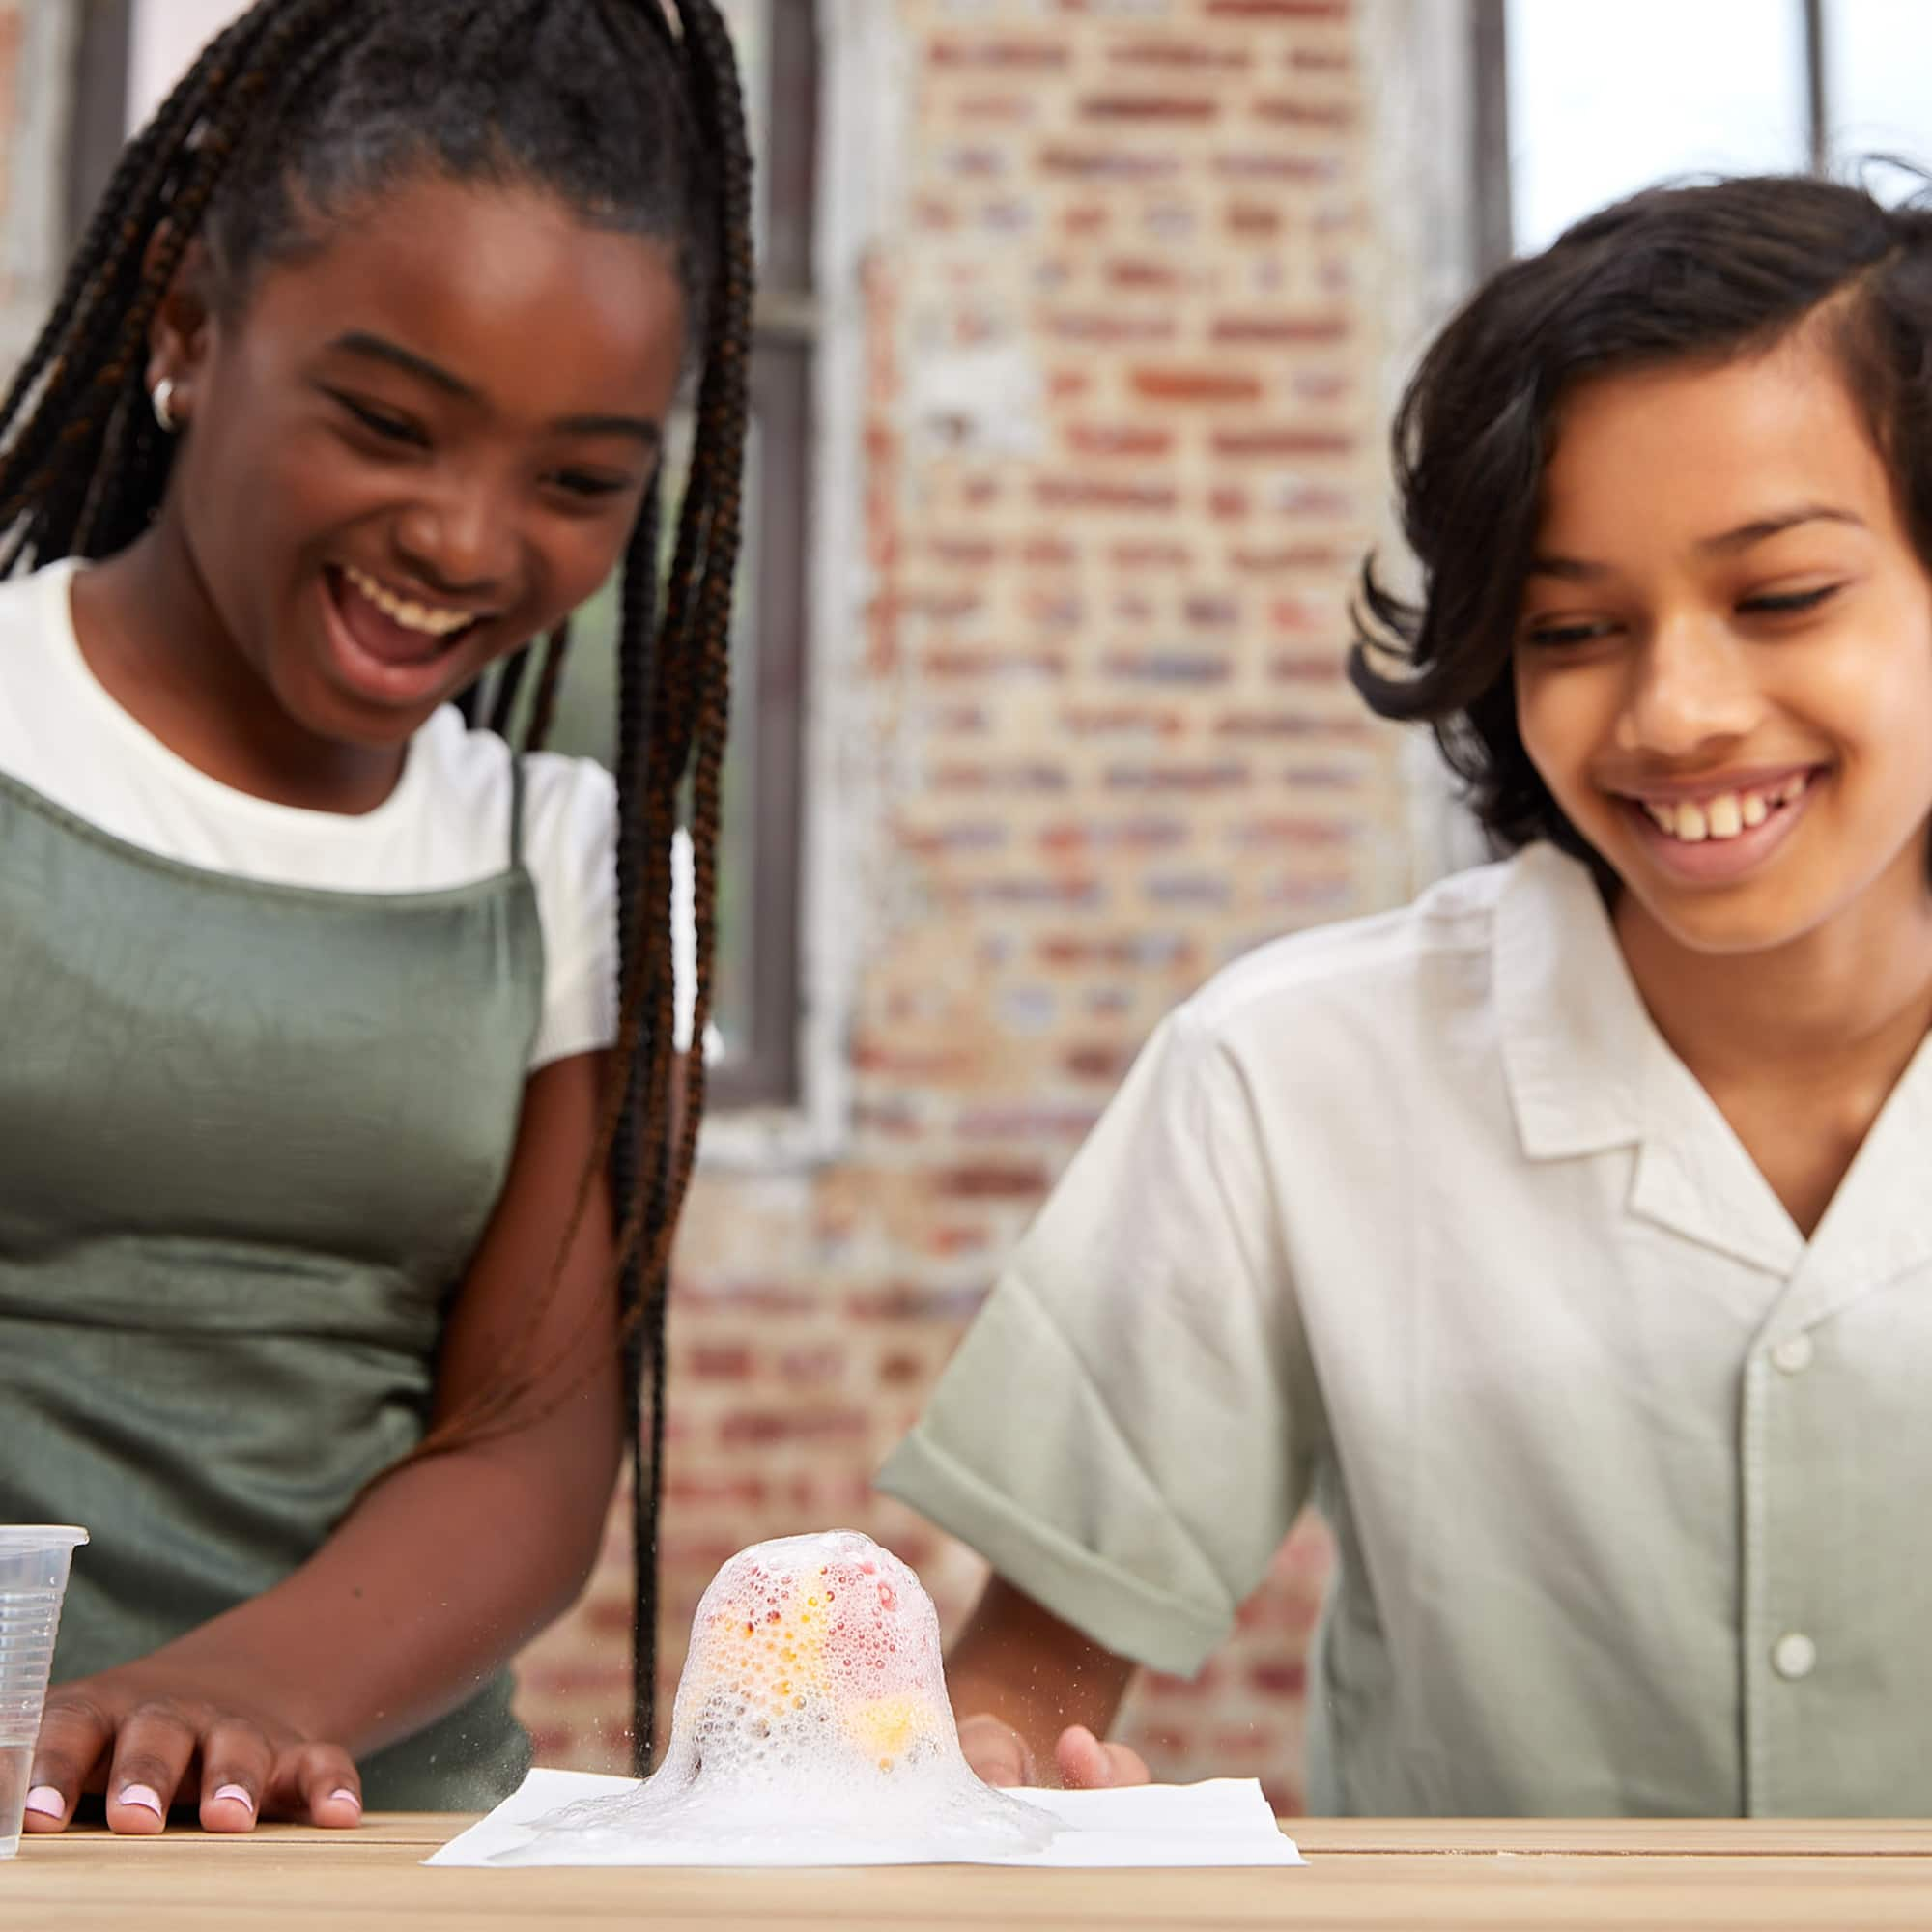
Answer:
[
  {"xmin": 24, "ymin": 1654, "xmax": 362, "ymax": 1836},
  {"xmin": 957, "ymin": 1711, "xmax": 1151, "ymax": 1789}
]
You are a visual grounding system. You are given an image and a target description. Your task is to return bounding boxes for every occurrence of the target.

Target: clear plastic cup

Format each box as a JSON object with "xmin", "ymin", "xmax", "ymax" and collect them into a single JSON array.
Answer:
[{"xmin": 0, "ymin": 1528, "xmax": 87, "ymax": 1859}]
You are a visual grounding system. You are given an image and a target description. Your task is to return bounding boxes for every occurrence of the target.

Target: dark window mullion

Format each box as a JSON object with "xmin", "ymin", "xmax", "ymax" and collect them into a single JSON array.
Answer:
[{"xmin": 706, "ymin": 333, "xmax": 807, "ymax": 1110}]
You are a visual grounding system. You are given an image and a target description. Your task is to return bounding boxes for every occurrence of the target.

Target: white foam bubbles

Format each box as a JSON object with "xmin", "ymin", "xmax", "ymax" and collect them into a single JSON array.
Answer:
[{"xmin": 495, "ymin": 1529, "xmax": 1058, "ymax": 1864}]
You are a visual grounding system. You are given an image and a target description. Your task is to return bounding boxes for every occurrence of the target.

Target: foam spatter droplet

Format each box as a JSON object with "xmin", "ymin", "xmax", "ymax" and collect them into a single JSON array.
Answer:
[{"xmin": 497, "ymin": 1530, "xmax": 1058, "ymax": 1864}]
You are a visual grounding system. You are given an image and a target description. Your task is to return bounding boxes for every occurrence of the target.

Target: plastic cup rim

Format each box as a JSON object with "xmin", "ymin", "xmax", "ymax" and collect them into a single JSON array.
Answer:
[{"xmin": 0, "ymin": 1526, "xmax": 89, "ymax": 1551}]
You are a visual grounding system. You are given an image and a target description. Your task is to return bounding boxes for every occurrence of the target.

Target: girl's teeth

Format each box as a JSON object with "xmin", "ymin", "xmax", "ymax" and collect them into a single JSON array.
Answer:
[
  {"xmin": 343, "ymin": 566, "xmax": 471, "ymax": 638},
  {"xmin": 1639, "ymin": 774, "xmax": 1812, "ymax": 843}
]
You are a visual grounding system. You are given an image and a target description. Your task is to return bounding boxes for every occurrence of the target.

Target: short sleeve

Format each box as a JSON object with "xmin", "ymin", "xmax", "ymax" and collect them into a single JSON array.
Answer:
[
  {"xmin": 519, "ymin": 753, "xmax": 618, "ymax": 1071},
  {"xmin": 875, "ymin": 1003, "xmax": 1319, "ymax": 1677}
]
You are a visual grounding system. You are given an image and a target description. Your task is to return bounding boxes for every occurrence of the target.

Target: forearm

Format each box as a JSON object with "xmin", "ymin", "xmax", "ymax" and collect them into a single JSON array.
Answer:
[
  {"xmin": 150, "ymin": 1416, "xmax": 617, "ymax": 1755},
  {"xmin": 948, "ymin": 1575, "xmax": 1137, "ymax": 1766}
]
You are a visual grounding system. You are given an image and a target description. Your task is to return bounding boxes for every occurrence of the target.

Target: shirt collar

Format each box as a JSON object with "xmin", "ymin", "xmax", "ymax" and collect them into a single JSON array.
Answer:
[
  {"xmin": 1493, "ymin": 843, "xmax": 1650, "ymax": 1160},
  {"xmin": 1492, "ymin": 843, "xmax": 1807, "ymax": 1280}
]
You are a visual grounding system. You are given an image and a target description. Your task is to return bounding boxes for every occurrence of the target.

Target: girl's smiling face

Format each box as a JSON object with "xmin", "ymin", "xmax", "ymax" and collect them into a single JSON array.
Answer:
[
  {"xmin": 1514, "ymin": 327, "xmax": 1932, "ymax": 957},
  {"xmin": 151, "ymin": 169, "xmax": 689, "ymax": 749}
]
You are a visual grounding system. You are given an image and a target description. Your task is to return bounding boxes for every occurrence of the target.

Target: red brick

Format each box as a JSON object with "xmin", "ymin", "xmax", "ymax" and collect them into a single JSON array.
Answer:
[
  {"xmin": 1230, "ymin": 543, "xmax": 1348, "ymax": 571},
  {"xmin": 1254, "ymin": 97, "xmax": 1355, "ymax": 128},
  {"xmin": 957, "ymin": 876, "xmax": 1107, "ymax": 909},
  {"xmin": 851, "ymin": 1042, "xmax": 975, "ymax": 1078},
  {"xmin": 1041, "ymin": 820, "xmax": 1162, "ymax": 855},
  {"xmin": 935, "ymin": 1164, "xmax": 1050, "ymax": 1201},
  {"xmin": 1106, "ymin": 761, "xmax": 1250, "ymax": 792},
  {"xmin": 1036, "ymin": 933, "xmax": 1198, "ymax": 970},
  {"xmin": 925, "ymin": 1225, "xmax": 994, "ymax": 1258},
  {"xmin": 1218, "ymin": 710, "xmax": 1371, "ymax": 740},
  {"xmin": 846, "ymin": 1278, "xmax": 989, "ymax": 1324},
  {"xmin": 1045, "ymin": 311, "xmax": 1181, "ymax": 345},
  {"xmin": 1212, "ymin": 426, "xmax": 1353, "ymax": 459},
  {"xmin": 1036, "ymin": 476, "xmax": 1179, "ymax": 514},
  {"xmin": 778, "ymin": 1345, "xmax": 846, "ymax": 1384},
  {"xmin": 929, "ymin": 760, "xmax": 1072, "ymax": 793},
  {"xmin": 953, "ymin": 93, "xmax": 1037, "ymax": 125},
  {"xmin": 927, "ymin": 537, "xmax": 999, "ymax": 568},
  {"xmin": 1213, "ymin": 152, "xmax": 1340, "ymax": 184},
  {"xmin": 1039, "ymin": 145, "xmax": 1183, "ymax": 183},
  {"xmin": 930, "ymin": 37, "xmax": 1072, "ymax": 71},
  {"xmin": 1212, "ymin": 313, "xmax": 1350, "ymax": 345},
  {"xmin": 1079, "ymin": 94, "xmax": 1220, "ymax": 123},
  {"xmin": 1228, "ymin": 199, "xmax": 1284, "ymax": 237},
  {"xmin": 1205, "ymin": 0, "xmax": 1347, "ymax": 14},
  {"xmin": 1227, "ymin": 816, "xmax": 1355, "ymax": 848},
  {"xmin": 719, "ymin": 1408, "xmax": 868, "ymax": 1448},
  {"xmin": 923, "ymin": 648, "xmax": 1068, "ymax": 682},
  {"xmin": 1267, "ymin": 652, "xmax": 1347, "ymax": 683},
  {"xmin": 1110, "ymin": 540, "xmax": 1195, "ymax": 571},
  {"xmin": 687, "ymin": 1343, "xmax": 753, "ymax": 1379},
  {"xmin": 1065, "ymin": 1043, "xmax": 1134, "ymax": 1082},
  {"xmin": 1109, "ymin": 40, "xmax": 1253, "ymax": 72},
  {"xmin": 1185, "ymin": 595, "xmax": 1242, "ymax": 629},
  {"xmin": 1067, "ymin": 423, "xmax": 1177, "ymax": 459},
  {"xmin": 1062, "ymin": 703, "xmax": 1186, "ymax": 738},
  {"xmin": 1130, "ymin": 365, "xmax": 1263, "ymax": 405},
  {"xmin": 1105, "ymin": 257, "xmax": 1184, "ymax": 292},
  {"xmin": 1103, "ymin": 649, "xmax": 1233, "ymax": 685}
]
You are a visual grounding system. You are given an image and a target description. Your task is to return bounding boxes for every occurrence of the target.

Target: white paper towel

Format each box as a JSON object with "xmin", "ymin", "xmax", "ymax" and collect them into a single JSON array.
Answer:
[{"xmin": 427, "ymin": 1767, "xmax": 1304, "ymax": 1869}]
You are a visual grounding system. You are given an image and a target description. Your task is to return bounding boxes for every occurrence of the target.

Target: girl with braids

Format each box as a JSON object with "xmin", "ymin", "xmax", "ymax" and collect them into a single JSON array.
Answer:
[
  {"xmin": 3, "ymin": 0, "xmax": 752, "ymax": 1834},
  {"xmin": 884, "ymin": 173, "xmax": 1932, "ymax": 1816}
]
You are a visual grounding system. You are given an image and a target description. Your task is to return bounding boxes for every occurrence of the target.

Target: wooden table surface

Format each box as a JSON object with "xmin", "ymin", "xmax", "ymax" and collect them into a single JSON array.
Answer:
[{"xmin": 14, "ymin": 1813, "xmax": 1932, "ymax": 1930}]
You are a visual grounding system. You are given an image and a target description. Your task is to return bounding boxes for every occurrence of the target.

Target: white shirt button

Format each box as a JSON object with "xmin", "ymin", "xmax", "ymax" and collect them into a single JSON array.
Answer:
[
  {"xmin": 1773, "ymin": 1632, "xmax": 1817, "ymax": 1680},
  {"xmin": 1771, "ymin": 1334, "xmax": 1814, "ymax": 1375}
]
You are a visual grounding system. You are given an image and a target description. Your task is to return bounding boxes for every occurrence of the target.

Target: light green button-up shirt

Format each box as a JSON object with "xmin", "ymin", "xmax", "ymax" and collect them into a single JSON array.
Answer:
[{"xmin": 878, "ymin": 846, "xmax": 1932, "ymax": 1815}]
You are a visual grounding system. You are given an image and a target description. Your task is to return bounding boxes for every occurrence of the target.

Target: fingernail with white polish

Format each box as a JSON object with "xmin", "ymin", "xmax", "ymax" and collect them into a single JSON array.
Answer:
[
  {"xmin": 213, "ymin": 1784, "xmax": 253, "ymax": 1810},
  {"xmin": 118, "ymin": 1784, "xmax": 163, "ymax": 1817},
  {"xmin": 24, "ymin": 1786, "xmax": 64, "ymax": 1819},
  {"xmin": 330, "ymin": 1788, "xmax": 361, "ymax": 1810}
]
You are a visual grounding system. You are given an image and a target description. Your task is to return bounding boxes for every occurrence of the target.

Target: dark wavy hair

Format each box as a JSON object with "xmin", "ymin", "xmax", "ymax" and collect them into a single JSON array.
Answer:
[
  {"xmin": 0, "ymin": 0, "xmax": 754, "ymax": 1771},
  {"xmin": 1350, "ymin": 173, "xmax": 1932, "ymax": 860}
]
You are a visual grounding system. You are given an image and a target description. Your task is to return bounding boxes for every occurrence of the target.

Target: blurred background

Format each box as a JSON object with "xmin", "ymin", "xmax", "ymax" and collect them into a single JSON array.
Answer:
[{"xmin": 4, "ymin": 0, "xmax": 1929, "ymax": 1814}]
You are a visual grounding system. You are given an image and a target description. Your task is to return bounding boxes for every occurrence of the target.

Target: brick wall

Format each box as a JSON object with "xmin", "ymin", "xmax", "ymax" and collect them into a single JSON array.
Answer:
[{"xmin": 517, "ymin": 0, "xmax": 1443, "ymax": 1818}]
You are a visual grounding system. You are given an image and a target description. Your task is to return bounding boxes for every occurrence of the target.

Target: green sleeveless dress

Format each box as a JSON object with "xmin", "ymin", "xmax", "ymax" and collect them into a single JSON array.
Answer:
[{"xmin": 0, "ymin": 754, "xmax": 545, "ymax": 1809}]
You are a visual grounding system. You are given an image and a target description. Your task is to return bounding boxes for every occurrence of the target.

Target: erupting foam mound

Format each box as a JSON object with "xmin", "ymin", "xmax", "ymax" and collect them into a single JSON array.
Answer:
[{"xmin": 500, "ymin": 1530, "xmax": 1057, "ymax": 1863}]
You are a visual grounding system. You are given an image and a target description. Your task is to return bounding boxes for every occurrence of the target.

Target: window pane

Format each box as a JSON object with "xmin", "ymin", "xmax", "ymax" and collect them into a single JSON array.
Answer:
[
  {"xmin": 1506, "ymin": 0, "xmax": 1810, "ymax": 254},
  {"xmin": 541, "ymin": 412, "xmax": 765, "ymax": 1067},
  {"xmin": 1826, "ymin": 0, "xmax": 1932, "ymax": 176}
]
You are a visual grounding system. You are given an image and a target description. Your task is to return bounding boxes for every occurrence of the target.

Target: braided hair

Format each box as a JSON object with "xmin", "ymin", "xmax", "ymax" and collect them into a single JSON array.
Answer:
[{"xmin": 0, "ymin": 0, "xmax": 755, "ymax": 1771}]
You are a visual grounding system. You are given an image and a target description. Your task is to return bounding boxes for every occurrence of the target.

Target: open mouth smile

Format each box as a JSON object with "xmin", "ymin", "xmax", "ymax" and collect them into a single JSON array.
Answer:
[
  {"xmin": 1612, "ymin": 766, "xmax": 1825, "ymax": 883},
  {"xmin": 320, "ymin": 564, "xmax": 495, "ymax": 704}
]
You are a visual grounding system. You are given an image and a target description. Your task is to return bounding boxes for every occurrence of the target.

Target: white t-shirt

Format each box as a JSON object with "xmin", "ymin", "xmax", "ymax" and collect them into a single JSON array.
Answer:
[
  {"xmin": 0, "ymin": 559, "xmax": 617, "ymax": 1071},
  {"xmin": 880, "ymin": 844, "xmax": 1932, "ymax": 1816}
]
